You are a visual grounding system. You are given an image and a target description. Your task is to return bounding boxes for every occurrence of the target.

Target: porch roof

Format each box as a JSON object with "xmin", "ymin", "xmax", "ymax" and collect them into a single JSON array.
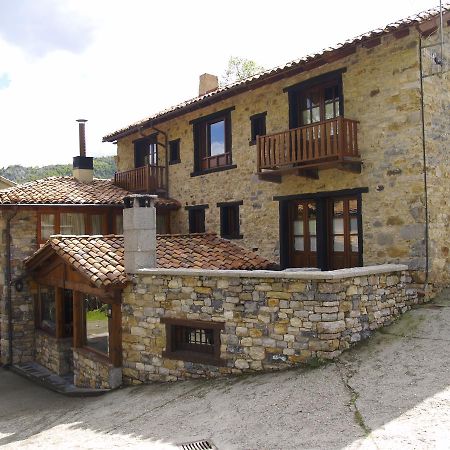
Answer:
[{"xmin": 25, "ymin": 233, "xmax": 277, "ymax": 289}]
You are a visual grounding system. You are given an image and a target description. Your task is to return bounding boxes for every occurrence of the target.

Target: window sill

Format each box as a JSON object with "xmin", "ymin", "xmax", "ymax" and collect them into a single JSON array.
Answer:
[
  {"xmin": 162, "ymin": 350, "xmax": 225, "ymax": 367},
  {"xmin": 169, "ymin": 159, "xmax": 181, "ymax": 165},
  {"xmin": 75, "ymin": 346, "xmax": 111, "ymax": 365},
  {"xmin": 249, "ymin": 140, "xmax": 256, "ymax": 146},
  {"xmin": 190, "ymin": 164, "xmax": 237, "ymax": 177},
  {"xmin": 221, "ymin": 234, "xmax": 244, "ymax": 240}
]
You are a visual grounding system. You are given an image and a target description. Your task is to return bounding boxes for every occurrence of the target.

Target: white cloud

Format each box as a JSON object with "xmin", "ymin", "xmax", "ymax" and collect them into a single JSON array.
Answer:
[{"xmin": 0, "ymin": 0, "xmax": 439, "ymax": 167}]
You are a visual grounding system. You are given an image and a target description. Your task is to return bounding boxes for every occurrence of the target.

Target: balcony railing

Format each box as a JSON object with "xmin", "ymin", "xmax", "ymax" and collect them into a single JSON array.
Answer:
[
  {"xmin": 114, "ymin": 164, "xmax": 167, "ymax": 193},
  {"xmin": 257, "ymin": 117, "xmax": 360, "ymax": 176}
]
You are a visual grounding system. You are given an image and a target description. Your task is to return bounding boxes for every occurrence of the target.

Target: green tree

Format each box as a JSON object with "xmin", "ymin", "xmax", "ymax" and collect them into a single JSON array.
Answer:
[{"xmin": 220, "ymin": 56, "xmax": 265, "ymax": 86}]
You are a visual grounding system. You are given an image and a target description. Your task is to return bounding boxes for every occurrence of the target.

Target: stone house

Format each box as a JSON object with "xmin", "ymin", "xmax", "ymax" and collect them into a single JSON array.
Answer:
[
  {"xmin": 0, "ymin": 6, "xmax": 447, "ymax": 390},
  {"xmin": 104, "ymin": 5, "xmax": 449, "ymax": 290}
]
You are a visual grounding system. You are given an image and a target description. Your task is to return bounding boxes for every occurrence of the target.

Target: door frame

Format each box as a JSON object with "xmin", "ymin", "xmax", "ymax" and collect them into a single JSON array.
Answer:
[{"xmin": 277, "ymin": 187, "xmax": 367, "ymax": 270}]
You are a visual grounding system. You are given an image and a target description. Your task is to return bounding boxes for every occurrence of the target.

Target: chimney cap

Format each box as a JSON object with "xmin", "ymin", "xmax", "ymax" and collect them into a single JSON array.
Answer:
[{"xmin": 76, "ymin": 118, "xmax": 88, "ymax": 123}]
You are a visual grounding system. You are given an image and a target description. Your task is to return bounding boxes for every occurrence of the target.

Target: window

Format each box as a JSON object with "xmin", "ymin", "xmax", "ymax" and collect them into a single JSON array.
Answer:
[
  {"xmin": 83, "ymin": 295, "xmax": 109, "ymax": 356},
  {"xmin": 134, "ymin": 134, "xmax": 158, "ymax": 168},
  {"xmin": 162, "ymin": 318, "xmax": 224, "ymax": 365},
  {"xmin": 192, "ymin": 107, "xmax": 234, "ymax": 174},
  {"xmin": 91, "ymin": 214, "xmax": 104, "ymax": 235},
  {"xmin": 169, "ymin": 139, "xmax": 181, "ymax": 165},
  {"xmin": 38, "ymin": 210, "xmax": 114, "ymax": 243},
  {"xmin": 157, "ymin": 213, "xmax": 170, "ymax": 234},
  {"xmin": 37, "ymin": 286, "xmax": 56, "ymax": 334},
  {"xmin": 250, "ymin": 112, "xmax": 267, "ymax": 145},
  {"xmin": 115, "ymin": 214, "xmax": 123, "ymax": 234},
  {"xmin": 60, "ymin": 213, "xmax": 85, "ymax": 235},
  {"xmin": 188, "ymin": 208, "xmax": 206, "ymax": 233},
  {"xmin": 218, "ymin": 201, "xmax": 242, "ymax": 239}
]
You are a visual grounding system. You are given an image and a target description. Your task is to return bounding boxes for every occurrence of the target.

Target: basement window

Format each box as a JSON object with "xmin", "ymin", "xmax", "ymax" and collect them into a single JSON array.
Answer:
[{"xmin": 161, "ymin": 318, "xmax": 224, "ymax": 365}]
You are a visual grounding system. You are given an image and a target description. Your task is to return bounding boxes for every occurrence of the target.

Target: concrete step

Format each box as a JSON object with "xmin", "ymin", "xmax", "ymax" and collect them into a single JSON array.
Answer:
[{"xmin": 9, "ymin": 362, "xmax": 110, "ymax": 397}]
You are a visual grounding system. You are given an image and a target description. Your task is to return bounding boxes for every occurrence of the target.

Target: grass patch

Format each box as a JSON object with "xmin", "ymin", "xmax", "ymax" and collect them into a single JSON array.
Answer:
[{"xmin": 86, "ymin": 309, "xmax": 108, "ymax": 321}]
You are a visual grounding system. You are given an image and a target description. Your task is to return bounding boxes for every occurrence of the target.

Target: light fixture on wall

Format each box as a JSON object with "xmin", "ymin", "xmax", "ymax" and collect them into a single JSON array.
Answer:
[{"xmin": 13, "ymin": 278, "xmax": 24, "ymax": 292}]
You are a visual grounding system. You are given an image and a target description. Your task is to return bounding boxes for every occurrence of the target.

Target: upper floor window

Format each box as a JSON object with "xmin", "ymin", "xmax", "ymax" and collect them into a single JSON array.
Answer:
[
  {"xmin": 218, "ymin": 200, "xmax": 242, "ymax": 239},
  {"xmin": 191, "ymin": 107, "xmax": 235, "ymax": 174},
  {"xmin": 134, "ymin": 134, "xmax": 158, "ymax": 168},
  {"xmin": 250, "ymin": 112, "xmax": 267, "ymax": 145},
  {"xmin": 169, "ymin": 139, "xmax": 181, "ymax": 165},
  {"xmin": 299, "ymin": 80, "xmax": 342, "ymax": 126}
]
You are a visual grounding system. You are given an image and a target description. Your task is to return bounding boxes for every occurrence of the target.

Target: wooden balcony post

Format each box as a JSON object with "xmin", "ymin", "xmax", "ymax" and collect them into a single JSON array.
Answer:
[
  {"xmin": 256, "ymin": 135, "xmax": 261, "ymax": 172},
  {"xmin": 338, "ymin": 116, "xmax": 345, "ymax": 160}
]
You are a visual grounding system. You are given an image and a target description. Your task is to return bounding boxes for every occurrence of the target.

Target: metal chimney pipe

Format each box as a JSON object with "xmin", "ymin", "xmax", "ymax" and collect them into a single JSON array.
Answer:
[{"xmin": 76, "ymin": 119, "xmax": 88, "ymax": 157}]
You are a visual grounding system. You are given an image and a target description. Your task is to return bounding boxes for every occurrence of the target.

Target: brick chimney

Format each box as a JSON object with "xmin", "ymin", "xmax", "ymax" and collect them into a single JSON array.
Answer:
[
  {"xmin": 123, "ymin": 194, "xmax": 157, "ymax": 274},
  {"xmin": 199, "ymin": 73, "xmax": 219, "ymax": 96},
  {"xmin": 73, "ymin": 119, "xmax": 93, "ymax": 183}
]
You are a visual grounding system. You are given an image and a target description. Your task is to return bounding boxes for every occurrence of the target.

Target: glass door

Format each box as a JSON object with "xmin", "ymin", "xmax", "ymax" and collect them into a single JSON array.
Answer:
[{"xmin": 289, "ymin": 200, "xmax": 318, "ymax": 268}]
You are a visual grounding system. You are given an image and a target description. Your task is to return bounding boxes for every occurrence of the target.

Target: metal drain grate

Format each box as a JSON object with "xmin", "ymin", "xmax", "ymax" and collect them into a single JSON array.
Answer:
[{"xmin": 178, "ymin": 439, "xmax": 217, "ymax": 450}]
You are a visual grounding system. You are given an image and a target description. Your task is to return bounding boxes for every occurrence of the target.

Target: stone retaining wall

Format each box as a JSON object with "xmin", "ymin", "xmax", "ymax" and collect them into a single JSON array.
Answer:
[
  {"xmin": 73, "ymin": 348, "xmax": 122, "ymax": 389},
  {"xmin": 122, "ymin": 265, "xmax": 417, "ymax": 383},
  {"xmin": 35, "ymin": 331, "xmax": 72, "ymax": 375}
]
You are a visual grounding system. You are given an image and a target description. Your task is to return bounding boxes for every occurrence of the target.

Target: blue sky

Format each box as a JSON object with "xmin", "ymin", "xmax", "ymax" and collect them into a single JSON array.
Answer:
[{"xmin": 0, "ymin": 0, "xmax": 441, "ymax": 167}]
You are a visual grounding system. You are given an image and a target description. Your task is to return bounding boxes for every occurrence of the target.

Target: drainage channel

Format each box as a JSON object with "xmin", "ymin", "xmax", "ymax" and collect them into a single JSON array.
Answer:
[{"xmin": 178, "ymin": 439, "xmax": 217, "ymax": 450}]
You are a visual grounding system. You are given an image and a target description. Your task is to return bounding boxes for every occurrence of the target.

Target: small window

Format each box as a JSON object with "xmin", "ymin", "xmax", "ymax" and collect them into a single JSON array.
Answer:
[
  {"xmin": 192, "ymin": 108, "xmax": 234, "ymax": 173},
  {"xmin": 250, "ymin": 112, "xmax": 267, "ymax": 145},
  {"xmin": 115, "ymin": 214, "xmax": 123, "ymax": 234},
  {"xmin": 38, "ymin": 286, "xmax": 56, "ymax": 334},
  {"xmin": 162, "ymin": 318, "xmax": 224, "ymax": 365},
  {"xmin": 60, "ymin": 213, "xmax": 85, "ymax": 235},
  {"xmin": 91, "ymin": 214, "xmax": 104, "ymax": 235},
  {"xmin": 83, "ymin": 295, "xmax": 109, "ymax": 356},
  {"xmin": 219, "ymin": 201, "xmax": 242, "ymax": 239},
  {"xmin": 40, "ymin": 213, "xmax": 55, "ymax": 241},
  {"xmin": 169, "ymin": 139, "xmax": 181, "ymax": 164},
  {"xmin": 189, "ymin": 209, "xmax": 206, "ymax": 233}
]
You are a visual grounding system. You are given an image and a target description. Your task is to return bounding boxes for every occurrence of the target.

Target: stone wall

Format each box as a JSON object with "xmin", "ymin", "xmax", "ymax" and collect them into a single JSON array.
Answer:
[
  {"xmin": 122, "ymin": 265, "xmax": 417, "ymax": 383},
  {"xmin": 113, "ymin": 25, "xmax": 450, "ymax": 286},
  {"xmin": 35, "ymin": 330, "xmax": 73, "ymax": 375},
  {"xmin": 422, "ymin": 27, "xmax": 450, "ymax": 288},
  {"xmin": 73, "ymin": 348, "xmax": 122, "ymax": 389},
  {"xmin": 0, "ymin": 210, "xmax": 38, "ymax": 364}
]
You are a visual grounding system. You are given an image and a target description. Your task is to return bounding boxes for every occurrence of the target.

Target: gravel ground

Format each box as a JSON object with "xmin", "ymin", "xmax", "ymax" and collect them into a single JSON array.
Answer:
[{"xmin": 1, "ymin": 291, "xmax": 450, "ymax": 449}]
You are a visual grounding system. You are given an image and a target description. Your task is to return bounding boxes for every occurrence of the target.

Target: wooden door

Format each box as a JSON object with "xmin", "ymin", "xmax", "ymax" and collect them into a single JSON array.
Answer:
[
  {"xmin": 328, "ymin": 197, "xmax": 360, "ymax": 269},
  {"xmin": 288, "ymin": 200, "xmax": 318, "ymax": 268}
]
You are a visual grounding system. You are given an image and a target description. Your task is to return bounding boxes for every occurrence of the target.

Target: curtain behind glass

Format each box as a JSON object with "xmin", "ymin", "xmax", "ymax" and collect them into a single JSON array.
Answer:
[{"xmin": 60, "ymin": 213, "xmax": 85, "ymax": 234}]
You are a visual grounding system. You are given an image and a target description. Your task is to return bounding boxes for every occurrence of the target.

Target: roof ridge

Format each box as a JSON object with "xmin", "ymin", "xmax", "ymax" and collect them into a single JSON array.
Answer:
[{"xmin": 102, "ymin": 3, "xmax": 449, "ymax": 142}]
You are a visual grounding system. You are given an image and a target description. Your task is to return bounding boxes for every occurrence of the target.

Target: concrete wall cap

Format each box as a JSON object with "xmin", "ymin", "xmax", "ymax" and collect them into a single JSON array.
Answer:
[{"xmin": 137, "ymin": 264, "xmax": 409, "ymax": 280}]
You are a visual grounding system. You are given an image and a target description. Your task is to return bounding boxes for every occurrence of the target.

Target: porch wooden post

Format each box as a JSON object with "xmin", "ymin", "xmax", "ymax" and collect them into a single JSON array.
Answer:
[
  {"xmin": 72, "ymin": 291, "xmax": 84, "ymax": 348},
  {"xmin": 109, "ymin": 302, "xmax": 122, "ymax": 367}
]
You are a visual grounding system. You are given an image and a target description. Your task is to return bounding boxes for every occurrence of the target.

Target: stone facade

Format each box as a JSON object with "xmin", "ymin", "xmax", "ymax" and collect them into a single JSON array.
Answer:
[
  {"xmin": 73, "ymin": 348, "xmax": 122, "ymax": 389},
  {"xmin": 114, "ymin": 25, "xmax": 450, "ymax": 290},
  {"xmin": 121, "ymin": 265, "xmax": 417, "ymax": 383},
  {"xmin": 0, "ymin": 210, "xmax": 38, "ymax": 364},
  {"xmin": 35, "ymin": 330, "xmax": 73, "ymax": 375}
]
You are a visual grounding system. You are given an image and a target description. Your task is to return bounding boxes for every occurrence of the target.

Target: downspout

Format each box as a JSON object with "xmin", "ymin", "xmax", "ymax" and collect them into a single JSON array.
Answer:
[
  {"xmin": 419, "ymin": 36, "xmax": 430, "ymax": 286},
  {"xmin": 139, "ymin": 124, "xmax": 170, "ymax": 197},
  {"xmin": 4, "ymin": 207, "xmax": 18, "ymax": 367}
]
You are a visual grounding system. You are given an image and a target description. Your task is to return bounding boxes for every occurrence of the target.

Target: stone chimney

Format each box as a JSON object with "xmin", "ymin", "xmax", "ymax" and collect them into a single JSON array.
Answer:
[
  {"xmin": 73, "ymin": 119, "xmax": 93, "ymax": 183},
  {"xmin": 199, "ymin": 73, "xmax": 219, "ymax": 96},
  {"xmin": 123, "ymin": 194, "xmax": 157, "ymax": 274}
]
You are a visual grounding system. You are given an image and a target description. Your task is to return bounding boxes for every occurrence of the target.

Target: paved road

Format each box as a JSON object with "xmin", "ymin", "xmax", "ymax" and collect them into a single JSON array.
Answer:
[{"xmin": 1, "ymin": 291, "xmax": 450, "ymax": 449}]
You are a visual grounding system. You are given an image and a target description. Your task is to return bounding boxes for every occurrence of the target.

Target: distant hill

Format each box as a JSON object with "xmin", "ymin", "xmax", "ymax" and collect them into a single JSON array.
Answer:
[{"xmin": 0, "ymin": 156, "xmax": 116, "ymax": 184}]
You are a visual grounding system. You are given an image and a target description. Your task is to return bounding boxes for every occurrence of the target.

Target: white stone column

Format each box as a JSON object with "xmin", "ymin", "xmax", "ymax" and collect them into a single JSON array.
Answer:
[{"xmin": 123, "ymin": 194, "xmax": 157, "ymax": 274}]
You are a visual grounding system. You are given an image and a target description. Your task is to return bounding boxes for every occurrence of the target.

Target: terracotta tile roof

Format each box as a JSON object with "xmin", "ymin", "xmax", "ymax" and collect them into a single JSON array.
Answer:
[
  {"xmin": 0, "ymin": 176, "xmax": 180, "ymax": 209},
  {"xmin": 103, "ymin": 4, "xmax": 449, "ymax": 142},
  {"xmin": 26, "ymin": 234, "xmax": 278, "ymax": 288}
]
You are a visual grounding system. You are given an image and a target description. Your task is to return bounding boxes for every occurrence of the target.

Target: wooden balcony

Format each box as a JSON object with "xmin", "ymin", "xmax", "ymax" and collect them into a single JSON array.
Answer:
[
  {"xmin": 114, "ymin": 164, "xmax": 167, "ymax": 194},
  {"xmin": 256, "ymin": 117, "xmax": 361, "ymax": 181}
]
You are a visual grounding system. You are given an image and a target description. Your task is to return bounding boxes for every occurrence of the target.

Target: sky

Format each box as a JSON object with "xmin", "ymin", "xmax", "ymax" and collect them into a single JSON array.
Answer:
[{"xmin": 0, "ymin": 0, "xmax": 441, "ymax": 167}]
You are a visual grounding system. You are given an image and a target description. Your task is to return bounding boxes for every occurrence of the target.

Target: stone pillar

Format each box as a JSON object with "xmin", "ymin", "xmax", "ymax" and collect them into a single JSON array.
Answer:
[{"xmin": 123, "ymin": 194, "xmax": 157, "ymax": 274}]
